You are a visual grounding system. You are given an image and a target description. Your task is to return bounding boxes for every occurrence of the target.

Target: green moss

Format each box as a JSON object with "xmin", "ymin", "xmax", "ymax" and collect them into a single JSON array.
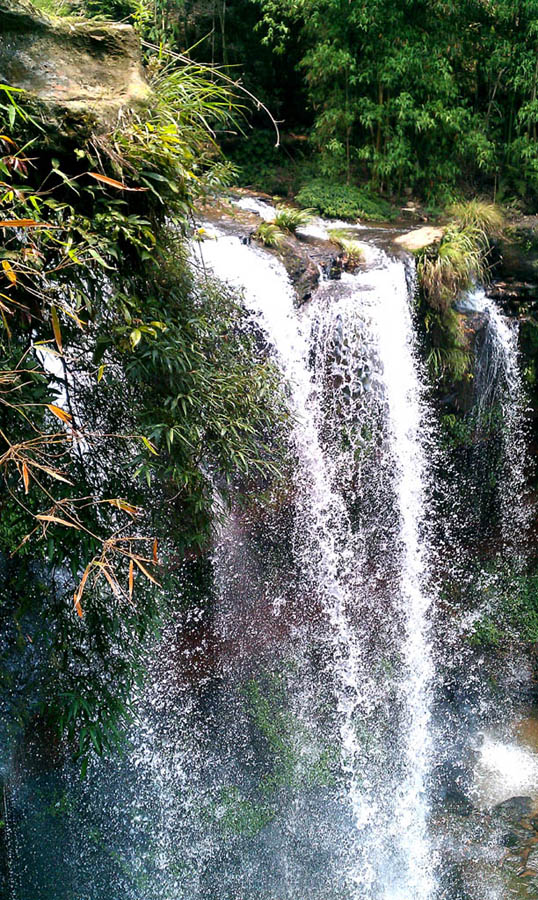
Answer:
[
  {"xmin": 206, "ymin": 786, "xmax": 275, "ymax": 839},
  {"xmin": 244, "ymin": 673, "xmax": 339, "ymax": 794}
]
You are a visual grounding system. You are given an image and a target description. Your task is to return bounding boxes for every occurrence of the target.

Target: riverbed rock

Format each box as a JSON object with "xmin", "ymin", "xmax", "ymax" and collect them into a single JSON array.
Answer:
[
  {"xmin": 278, "ymin": 235, "xmax": 320, "ymax": 305},
  {"xmin": 0, "ymin": 0, "xmax": 150, "ymax": 141},
  {"xmin": 393, "ymin": 225, "xmax": 444, "ymax": 252}
]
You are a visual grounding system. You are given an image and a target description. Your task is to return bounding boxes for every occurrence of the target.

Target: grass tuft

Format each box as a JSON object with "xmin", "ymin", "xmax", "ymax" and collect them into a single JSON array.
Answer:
[
  {"xmin": 328, "ymin": 228, "xmax": 363, "ymax": 267},
  {"xmin": 254, "ymin": 221, "xmax": 285, "ymax": 248},
  {"xmin": 274, "ymin": 205, "xmax": 315, "ymax": 232},
  {"xmin": 447, "ymin": 199, "xmax": 505, "ymax": 240}
]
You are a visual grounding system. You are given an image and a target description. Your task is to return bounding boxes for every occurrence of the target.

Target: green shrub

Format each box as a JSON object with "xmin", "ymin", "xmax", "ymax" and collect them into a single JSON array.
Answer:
[
  {"xmin": 273, "ymin": 204, "xmax": 314, "ymax": 232},
  {"xmin": 296, "ymin": 178, "xmax": 395, "ymax": 221},
  {"xmin": 254, "ymin": 221, "xmax": 285, "ymax": 248}
]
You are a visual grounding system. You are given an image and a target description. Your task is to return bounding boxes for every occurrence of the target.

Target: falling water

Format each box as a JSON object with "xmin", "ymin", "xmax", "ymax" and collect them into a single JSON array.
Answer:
[
  {"xmin": 470, "ymin": 287, "xmax": 531, "ymax": 548},
  {"xmin": 198, "ymin": 229, "xmax": 437, "ymax": 898}
]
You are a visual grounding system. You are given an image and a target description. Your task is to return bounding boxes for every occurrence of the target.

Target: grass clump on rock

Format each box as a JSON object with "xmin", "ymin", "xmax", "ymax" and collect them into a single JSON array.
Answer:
[
  {"xmin": 274, "ymin": 204, "xmax": 314, "ymax": 233},
  {"xmin": 417, "ymin": 200, "xmax": 506, "ymax": 312},
  {"xmin": 328, "ymin": 228, "xmax": 364, "ymax": 268},
  {"xmin": 254, "ymin": 221, "xmax": 285, "ymax": 248},
  {"xmin": 416, "ymin": 200, "xmax": 505, "ymax": 383}
]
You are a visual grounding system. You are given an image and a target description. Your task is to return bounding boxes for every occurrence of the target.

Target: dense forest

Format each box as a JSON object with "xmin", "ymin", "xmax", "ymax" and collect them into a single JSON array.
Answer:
[
  {"xmin": 84, "ymin": 0, "xmax": 538, "ymax": 204},
  {"xmin": 33, "ymin": 0, "xmax": 538, "ymax": 205}
]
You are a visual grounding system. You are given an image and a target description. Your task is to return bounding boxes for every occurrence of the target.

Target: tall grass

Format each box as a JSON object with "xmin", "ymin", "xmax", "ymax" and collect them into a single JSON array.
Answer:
[{"xmin": 417, "ymin": 200, "xmax": 506, "ymax": 312}]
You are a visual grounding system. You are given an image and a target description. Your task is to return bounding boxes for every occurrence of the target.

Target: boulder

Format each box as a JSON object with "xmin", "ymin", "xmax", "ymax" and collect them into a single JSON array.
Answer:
[
  {"xmin": 0, "ymin": 0, "xmax": 151, "ymax": 140},
  {"xmin": 393, "ymin": 225, "xmax": 444, "ymax": 252},
  {"xmin": 491, "ymin": 796, "xmax": 534, "ymax": 822}
]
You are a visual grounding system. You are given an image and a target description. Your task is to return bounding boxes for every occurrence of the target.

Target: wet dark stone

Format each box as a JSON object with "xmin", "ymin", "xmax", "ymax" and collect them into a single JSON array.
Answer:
[
  {"xmin": 502, "ymin": 830, "xmax": 521, "ymax": 847},
  {"xmin": 492, "ymin": 796, "xmax": 533, "ymax": 822}
]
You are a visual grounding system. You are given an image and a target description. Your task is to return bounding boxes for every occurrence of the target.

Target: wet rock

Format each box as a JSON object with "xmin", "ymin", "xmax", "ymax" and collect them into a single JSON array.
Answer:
[
  {"xmin": 497, "ymin": 219, "xmax": 538, "ymax": 285},
  {"xmin": 492, "ymin": 796, "xmax": 534, "ymax": 822},
  {"xmin": 431, "ymin": 760, "xmax": 475, "ymax": 816},
  {"xmin": 0, "ymin": 0, "xmax": 150, "ymax": 141},
  {"xmin": 277, "ymin": 236, "xmax": 320, "ymax": 305}
]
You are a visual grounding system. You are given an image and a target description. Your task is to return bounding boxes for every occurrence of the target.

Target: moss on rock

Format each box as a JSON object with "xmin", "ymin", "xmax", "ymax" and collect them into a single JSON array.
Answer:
[{"xmin": 0, "ymin": 0, "xmax": 151, "ymax": 141}]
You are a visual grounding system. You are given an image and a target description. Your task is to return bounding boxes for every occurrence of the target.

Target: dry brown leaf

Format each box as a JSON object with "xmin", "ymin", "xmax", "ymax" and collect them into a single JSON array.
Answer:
[
  {"xmin": 47, "ymin": 403, "xmax": 72, "ymax": 423},
  {"xmin": 106, "ymin": 498, "xmax": 140, "ymax": 516},
  {"xmin": 0, "ymin": 219, "xmax": 54, "ymax": 228},
  {"xmin": 88, "ymin": 172, "xmax": 147, "ymax": 192},
  {"xmin": 129, "ymin": 559, "xmax": 134, "ymax": 600},
  {"xmin": 73, "ymin": 591, "xmax": 84, "ymax": 617},
  {"xmin": 36, "ymin": 464, "xmax": 73, "ymax": 485},
  {"xmin": 152, "ymin": 538, "xmax": 158, "ymax": 563},
  {"xmin": 36, "ymin": 513, "xmax": 80, "ymax": 529},
  {"xmin": 134, "ymin": 557, "xmax": 161, "ymax": 586},
  {"xmin": 22, "ymin": 460, "xmax": 29, "ymax": 493},
  {"xmin": 100, "ymin": 565, "xmax": 122, "ymax": 597}
]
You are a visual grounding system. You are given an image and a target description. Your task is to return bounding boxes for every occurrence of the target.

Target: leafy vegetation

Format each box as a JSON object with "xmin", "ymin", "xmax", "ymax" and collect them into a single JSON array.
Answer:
[
  {"xmin": 296, "ymin": 179, "xmax": 395, "ymax": 221},
  {"xmin": 0, "ymin": 54, "xmax": 287, "ymax": 764},
  {"xmin": 273, "ymin": 204, "xmax": 314, "ymax": 232},
  {"xmin": 254, "ymin": 220, "xmax": 285, "ymax": 248}
]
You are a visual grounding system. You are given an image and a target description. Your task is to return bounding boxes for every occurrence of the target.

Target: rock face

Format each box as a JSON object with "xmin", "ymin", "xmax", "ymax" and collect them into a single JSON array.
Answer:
[{"xmin": 0, "ymin": 0, "xmax": 150, "ymax": 138}]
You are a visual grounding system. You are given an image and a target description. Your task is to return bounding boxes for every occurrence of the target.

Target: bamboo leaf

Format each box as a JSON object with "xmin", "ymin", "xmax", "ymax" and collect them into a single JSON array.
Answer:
[
  {"xmin": 133, "ymin": 558, "xmax": 161, "ymax": 586},
  {"xmin": 0, "ymin": 219, "xmax": 56, "ymax": 228},
  {"xmin": 73, "ymin": 591, "xmax": 84, "ymax": 617},
  {"xmin": 140, "ymin": 435, "xmax": 159, "ymax": 455},
  {"xmin": 48, "ymin": 403, "xmax": 72, "ymax": 423},
  {"xmin": 87, "ymin": 172, "xmax": 147, "ymax": 191},
  {"xmin": 99, "ymin": 565, "xmax": 122, "ymax": 597},
  {"xmin": 130, "ymin": 328, "xmax": 142, "ymax": 349},
  {"xmin": 51, "ymin": 305, "xmax": 62, "ymax": 353},
  {"xmin": 105, "ymin": 498, "xmax": 140, "ymax": 517},
  {"xmin": 36, "ymin": 513, "xmax": 80, "ymax": 529},
  {"xmin": 2, "ymin": 259, "xmax": 16, "ymax": 284}
]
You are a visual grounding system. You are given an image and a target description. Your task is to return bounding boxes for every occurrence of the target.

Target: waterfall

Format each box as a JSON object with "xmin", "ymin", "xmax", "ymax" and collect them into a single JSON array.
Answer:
[
  {"xmin": 470, "ymin": 288, "xmax": 531, "ymax": 550},
  {"xmin": 197, "ymin": 230, "xmax": 437, "ymax": 898}
]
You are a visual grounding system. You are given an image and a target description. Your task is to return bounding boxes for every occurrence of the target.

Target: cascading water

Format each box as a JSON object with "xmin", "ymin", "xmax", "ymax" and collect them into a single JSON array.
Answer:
[
  {"xmin": 470, "ymin": 287, "xmax": 531, "ymax": 548},
  {"xmin": 198, "ymin": 228, "xmax": 437, "ymax": 898}
]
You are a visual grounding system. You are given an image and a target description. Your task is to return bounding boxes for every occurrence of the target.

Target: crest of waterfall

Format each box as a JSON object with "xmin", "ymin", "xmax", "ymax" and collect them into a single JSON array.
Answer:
[{"xmin": 198, "ymin": 230, "xmax": 437, "ymax": 899}]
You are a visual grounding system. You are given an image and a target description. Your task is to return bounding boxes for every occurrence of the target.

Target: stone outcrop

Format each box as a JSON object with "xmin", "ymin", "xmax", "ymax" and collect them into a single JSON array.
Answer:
[
  {"xmin": 0, "ymin": 0, "xmax": 151, "ymax": 139},
  {"xmin": 393, "ymin": 225, "xmax": 444, "ymax": 252}
]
